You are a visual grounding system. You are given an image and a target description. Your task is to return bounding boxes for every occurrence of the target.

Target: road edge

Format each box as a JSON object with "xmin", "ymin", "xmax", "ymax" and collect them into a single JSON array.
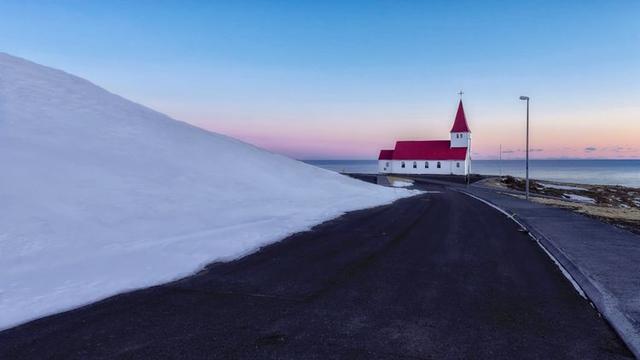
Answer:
[{"xmin": 458, "ymin": 189, "xmax": 640, "ymax": 359}]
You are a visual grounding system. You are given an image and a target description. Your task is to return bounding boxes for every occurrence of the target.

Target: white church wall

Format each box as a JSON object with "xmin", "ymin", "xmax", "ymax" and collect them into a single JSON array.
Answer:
[
  {"xmin": 465, "ymin": 151, "xmax": 471, "ymax": 175},
  {"xmin": 451, "ymin": 160, "xmax": 467, "ymax": 175},
  {"xmin": 378, "ymin": 160, "xmax": 392, "ymax": 173},
  {"xmin": 450, "ymin": 132, "xmax": 470, "ymax": 148},
  {"xmin": 390, "ymin": 160, "xmax": 467, "ymax": 175}
]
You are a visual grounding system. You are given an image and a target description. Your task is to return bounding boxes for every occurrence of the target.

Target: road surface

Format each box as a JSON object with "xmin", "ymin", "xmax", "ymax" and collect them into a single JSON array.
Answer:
[{"xmin": 0, "ymin": 183, "xmax": 631, "ymax": 359}]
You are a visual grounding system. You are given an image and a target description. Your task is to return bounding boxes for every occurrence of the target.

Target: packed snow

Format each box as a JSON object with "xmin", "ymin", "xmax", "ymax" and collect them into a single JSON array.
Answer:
[
  {"xmin": 562, "ymin": 194, "xmax": 596, "ymax": 204},
  {"xmin": 392, "ymin": 180, "xmax": 414, "ymax": 188},
  {"xmin": 540, "ymin": 183, "xmax": 587, "ymax": 191},
  {"xmin": 0, "ymin": 53, "xmax": 419, "ymax": 330}
]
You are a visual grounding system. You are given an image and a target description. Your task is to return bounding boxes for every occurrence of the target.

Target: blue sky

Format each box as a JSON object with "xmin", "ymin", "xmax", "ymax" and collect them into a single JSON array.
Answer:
[{"xmin": 1, "ymin": 1, "xmax": 639, "ymax": 159}]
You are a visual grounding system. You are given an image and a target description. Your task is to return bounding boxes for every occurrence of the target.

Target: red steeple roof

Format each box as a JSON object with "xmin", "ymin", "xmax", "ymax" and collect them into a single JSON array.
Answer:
[{"xmin": 450, "ymin": 100, "xmax": 471, "ymax": 133}]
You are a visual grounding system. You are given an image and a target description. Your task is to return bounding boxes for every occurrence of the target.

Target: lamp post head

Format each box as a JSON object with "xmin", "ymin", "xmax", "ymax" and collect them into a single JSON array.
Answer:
[{"xmin": 519, "ymin": 96, "xmax": 530, "ymax": 101}]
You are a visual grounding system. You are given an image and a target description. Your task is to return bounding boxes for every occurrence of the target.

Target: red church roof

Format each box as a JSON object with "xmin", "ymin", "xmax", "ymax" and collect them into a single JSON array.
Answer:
[
  {"xmin": 378, "ymin": 149, "xmax": 394, "ymax": 160},
  {"xmin": 393, "ymin": 140, "xmax": 467, "ymax": 160},
  {"xmin": 378, "ymin": 141, "xmax": 467, "ymax": 160},
  {"xmin": 450, "ymin": 100, "xmax": 471, "ymax": 133}
]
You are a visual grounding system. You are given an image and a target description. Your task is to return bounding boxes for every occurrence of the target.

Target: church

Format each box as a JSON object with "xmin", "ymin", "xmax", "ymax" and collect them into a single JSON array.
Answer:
[{"xmin": 378, "ymin": 99, "xmax": 471, "ymax": 175}]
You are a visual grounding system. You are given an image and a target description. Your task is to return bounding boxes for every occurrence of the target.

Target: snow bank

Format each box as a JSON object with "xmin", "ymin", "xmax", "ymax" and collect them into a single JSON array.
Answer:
[
  {"xmin": 392, "ymin": 180, "xmax": 414, "ymax": 188},
  {"xmin": 563, "ymin": 194, "xmax": 596, "ymax": 204},
  {"xmin": 540, "ymin": 183, "xmax": 587, "ymax": 191},
  {"xmin": 0, "ymin": 53, "xmax": 418, "ymax": 329}
]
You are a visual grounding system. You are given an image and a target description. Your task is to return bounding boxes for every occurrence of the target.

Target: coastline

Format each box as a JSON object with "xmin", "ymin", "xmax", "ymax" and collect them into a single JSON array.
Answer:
[{"xmin": 305, "ymin": 159, "xmax": 640, "ymax": 189}]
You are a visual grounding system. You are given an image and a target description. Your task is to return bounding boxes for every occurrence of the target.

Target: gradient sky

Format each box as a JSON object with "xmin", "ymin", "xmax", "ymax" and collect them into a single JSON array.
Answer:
[{"xmin": 1, "ymin": 0, "xmax": 638, "ymax": 159}]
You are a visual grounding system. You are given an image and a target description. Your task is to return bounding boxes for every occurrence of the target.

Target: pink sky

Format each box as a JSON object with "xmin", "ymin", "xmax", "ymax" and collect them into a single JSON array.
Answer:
[
  {"xmin": 7, "ymin": 0, "xmax": 638, "ymax": 161},
  {"xmin": 167, "ymin": 99, "xmax": 640, "ymax": 160}
]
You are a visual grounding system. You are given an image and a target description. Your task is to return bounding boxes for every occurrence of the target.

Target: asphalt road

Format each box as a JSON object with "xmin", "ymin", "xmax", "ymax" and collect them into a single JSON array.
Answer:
[{"xmin": 0, "ymin": 183, "xmax": 632, "ymax": 359}]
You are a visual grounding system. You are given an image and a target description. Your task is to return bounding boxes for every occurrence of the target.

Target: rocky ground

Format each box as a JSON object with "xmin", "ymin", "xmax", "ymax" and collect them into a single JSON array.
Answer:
[{"xmin": 482, "ymin": 176, "xmax": 640, "ymax": 236}]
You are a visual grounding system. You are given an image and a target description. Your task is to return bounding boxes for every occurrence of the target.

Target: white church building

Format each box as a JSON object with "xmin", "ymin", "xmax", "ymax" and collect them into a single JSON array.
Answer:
[{"xmin": 378, "ymin": 100, "xmax": 471, "ymax": 175}]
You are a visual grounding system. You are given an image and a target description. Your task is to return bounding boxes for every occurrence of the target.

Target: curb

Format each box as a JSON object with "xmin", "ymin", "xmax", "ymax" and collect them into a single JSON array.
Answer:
[{"xmin": 458, "ymin": 189, "xmax": 640, "ymax": 359}]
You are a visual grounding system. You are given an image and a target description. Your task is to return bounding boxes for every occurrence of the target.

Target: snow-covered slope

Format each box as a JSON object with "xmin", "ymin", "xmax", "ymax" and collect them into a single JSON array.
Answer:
[{"xmin": 0, "ymin": 53, "xmax": 417, "ymax": 329}]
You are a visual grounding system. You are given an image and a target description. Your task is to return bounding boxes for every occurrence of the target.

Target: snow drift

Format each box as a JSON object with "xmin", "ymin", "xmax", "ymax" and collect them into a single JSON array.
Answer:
[{"xmin": 0, "ymin": 53, "xmax": 417, "ymax": 329}]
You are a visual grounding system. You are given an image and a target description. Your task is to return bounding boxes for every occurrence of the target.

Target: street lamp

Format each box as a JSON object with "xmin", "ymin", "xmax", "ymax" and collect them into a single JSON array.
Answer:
[{"xmin": 519, "ymin": 96, "xmax": 530, "ymax": 200}]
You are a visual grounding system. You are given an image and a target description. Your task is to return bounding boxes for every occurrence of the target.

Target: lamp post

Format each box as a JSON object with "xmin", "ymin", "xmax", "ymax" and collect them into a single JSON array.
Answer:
[{"xmin": 519, "ymin": 96, "xmax": 530, "ymax": 200}]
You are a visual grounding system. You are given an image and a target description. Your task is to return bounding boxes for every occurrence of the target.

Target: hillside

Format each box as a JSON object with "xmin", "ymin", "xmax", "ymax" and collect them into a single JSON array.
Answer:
[{"xmin": 0, "ymin": 53, "xmax": 416, "ymax": 329}]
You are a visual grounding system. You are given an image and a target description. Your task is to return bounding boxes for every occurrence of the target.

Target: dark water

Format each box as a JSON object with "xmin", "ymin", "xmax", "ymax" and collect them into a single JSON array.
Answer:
[{"xmin": 304, "ymin": 160, "xmax": 640, "ymax": 188}]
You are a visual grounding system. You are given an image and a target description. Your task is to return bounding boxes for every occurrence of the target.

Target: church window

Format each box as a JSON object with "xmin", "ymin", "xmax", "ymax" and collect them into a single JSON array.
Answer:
[
  {"xmin": 386, "ymin": 162, "xmax": 390, "ymax": 167},
  {"xmin": 401, "ymin": 161, "xmax": 405, "ymax": 168},
  {"xmin": 456, "ymin": 162, "xmax": 460, "ymax": 168},
  {"xmin": 413, "ymin": 161, "xmax": 417, "ymax": 168},
  {"xmin": 437, "ymin": 162, "xmax": 441, "ymax": 168},
  {"xmin": 425, "ymin": 161, "xmax": 429, "ymax": 168}
]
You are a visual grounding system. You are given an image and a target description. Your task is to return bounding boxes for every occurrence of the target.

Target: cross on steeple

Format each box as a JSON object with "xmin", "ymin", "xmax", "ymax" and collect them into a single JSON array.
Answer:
[{"xmin": 457, "ymin": 90, "xmax": 464, "ymax": 99}]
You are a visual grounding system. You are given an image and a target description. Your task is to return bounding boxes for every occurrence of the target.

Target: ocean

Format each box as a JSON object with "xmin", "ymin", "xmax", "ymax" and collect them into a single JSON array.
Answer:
[{"xmin": 304, "ymin": 160, "xmax": 640, "ymax": 188}]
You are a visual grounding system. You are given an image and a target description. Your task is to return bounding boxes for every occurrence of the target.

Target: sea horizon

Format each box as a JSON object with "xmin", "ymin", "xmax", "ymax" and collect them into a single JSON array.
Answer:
[{"xmin": 304, "ymin": 159, "xmax": 640, "ymax": 188}]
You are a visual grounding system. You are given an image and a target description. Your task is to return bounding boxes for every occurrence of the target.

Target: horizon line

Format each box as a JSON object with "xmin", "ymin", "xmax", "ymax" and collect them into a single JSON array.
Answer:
[{"xmin": 301, "ymin": 158, "xmax": 640, "ymax": 161}]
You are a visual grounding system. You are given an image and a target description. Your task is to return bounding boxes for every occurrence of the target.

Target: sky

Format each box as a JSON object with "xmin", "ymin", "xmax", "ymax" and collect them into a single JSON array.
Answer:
[{"xmin": 1, "ymin": 0, "xmax": 638, "ymax": 160}]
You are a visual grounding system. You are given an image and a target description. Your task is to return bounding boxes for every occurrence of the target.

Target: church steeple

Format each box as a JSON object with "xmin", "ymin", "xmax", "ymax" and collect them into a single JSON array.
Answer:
[
  {"xmin": 450, "ymin": 100, "xmax": 471, "ymax": 133},
  {"xmin": 450, "ymin": 99, "xmax": 471, "ymax": 149}
]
